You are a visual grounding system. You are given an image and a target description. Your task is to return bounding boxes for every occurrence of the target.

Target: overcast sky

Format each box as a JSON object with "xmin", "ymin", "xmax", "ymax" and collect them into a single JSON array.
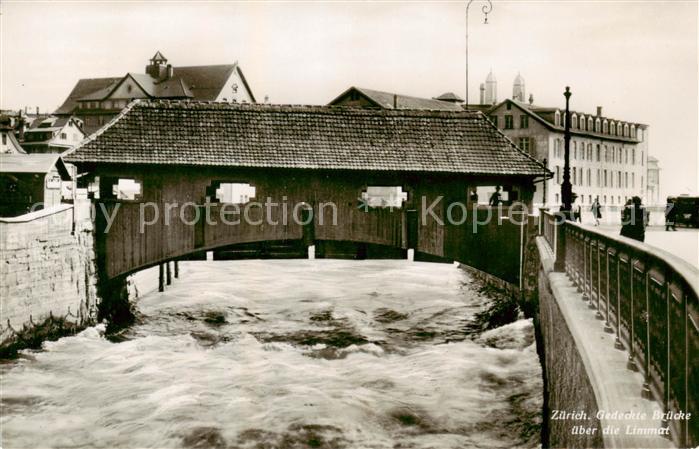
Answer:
[{"xmin": 1, "ymin": 1, "xmax": 697, "ymax": 195}]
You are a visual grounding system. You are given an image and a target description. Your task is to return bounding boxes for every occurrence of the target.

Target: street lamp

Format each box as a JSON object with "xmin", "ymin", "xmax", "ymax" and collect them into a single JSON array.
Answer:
[
  {"xmin": 465, "ymin": 0, "xmax": 493, "ymax": 109},
  {"xmin": 561, "ymin": 86, "xmax": 573, "ymax": 217}
]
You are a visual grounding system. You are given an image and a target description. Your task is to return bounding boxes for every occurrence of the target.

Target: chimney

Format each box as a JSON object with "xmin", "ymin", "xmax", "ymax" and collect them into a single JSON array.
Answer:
[
  {"xmin": 166, "ymin": 64, "xmax": 173, "ymax": 79},
  {"xmin": 596, "ymin": 106, "xmax": 603, "ymax": 117},
  {"xmin": 393, "ymin": 94, "xmax": 398, "ymax": 109},
  {"xmin": 36, "ymin": 106, "xmax": 39, "ymax": 115}
]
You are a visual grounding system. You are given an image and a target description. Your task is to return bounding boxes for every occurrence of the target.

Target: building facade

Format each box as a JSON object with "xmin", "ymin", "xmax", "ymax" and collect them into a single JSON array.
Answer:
[
  {"xmin": 55, "ymin": 52, "xmax": 256, "ymax": 134},
  {"xmin": 21, "ymin": 116, "xmax": 85, "ymax": 154},
  {"xmin": 646, "ymin": 156, "xmax": 661, "ymax": 205},
  {"xmin": 488, "ymin": 96, "xmax": 649, "ymax": 209}
]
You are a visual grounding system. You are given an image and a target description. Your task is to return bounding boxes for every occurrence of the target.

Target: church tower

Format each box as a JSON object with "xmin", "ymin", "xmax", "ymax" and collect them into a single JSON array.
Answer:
[
  {"xmin": 513, "ymin": 72, "xmax": 525, "ymax": 102},
  {"xmin": 485, "ymin": 70, "xmax": 497, "ymax": 105}
]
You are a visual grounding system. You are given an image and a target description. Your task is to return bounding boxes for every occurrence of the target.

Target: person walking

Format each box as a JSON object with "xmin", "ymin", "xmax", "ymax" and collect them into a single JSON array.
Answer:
[
  {"xmin": 665, "ymin": 197, "xmax": 677, "ymax": 231},
  {"xmin": 591, "ymin": 196, "xmax": 602, "ymax": 226},
  {"xmin": 488, "ymin": 186, "xmax": 502, "ymax": 206},
  {"xmin": 620, "ymin": 196, "xmax": 647, "ymax": 242}
]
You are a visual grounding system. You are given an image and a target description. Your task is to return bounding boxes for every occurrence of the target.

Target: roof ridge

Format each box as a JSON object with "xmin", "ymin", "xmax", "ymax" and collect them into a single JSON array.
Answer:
[
  {"xmin": 132, "ymin": 99, "xmax": 482, "ymax": 117},
  {"xmin": 62, "ymin": 99, "xmax": 142, "ymax": 159}
]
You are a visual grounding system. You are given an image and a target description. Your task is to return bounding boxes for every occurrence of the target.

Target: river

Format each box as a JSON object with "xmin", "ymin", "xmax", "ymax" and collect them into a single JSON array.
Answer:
[{"xmin": 1, "ymin": 259, "xmax": 542, "ymax": 448}]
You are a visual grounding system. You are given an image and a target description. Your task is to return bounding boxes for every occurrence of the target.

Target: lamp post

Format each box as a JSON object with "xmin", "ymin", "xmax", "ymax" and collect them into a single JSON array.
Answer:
[
  {"xmin": 465, "ymin": 0, "xmax": 493, "ymax": 109},
  {"xmin": 561, "ymin": 86, "xmax": 573, "ymax": 217}
]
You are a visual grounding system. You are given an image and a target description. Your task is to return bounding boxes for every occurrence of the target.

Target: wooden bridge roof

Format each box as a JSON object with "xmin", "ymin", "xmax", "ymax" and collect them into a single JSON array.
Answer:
[{"xmin": 65, "ymin": 100, "xmax": 549, "ymax": 176}]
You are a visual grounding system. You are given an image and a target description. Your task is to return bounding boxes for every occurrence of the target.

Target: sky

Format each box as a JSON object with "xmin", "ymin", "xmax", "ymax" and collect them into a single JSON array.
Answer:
[{"xmin": 1, "ymin": 0, "xmax": 697, "ymax": 196}]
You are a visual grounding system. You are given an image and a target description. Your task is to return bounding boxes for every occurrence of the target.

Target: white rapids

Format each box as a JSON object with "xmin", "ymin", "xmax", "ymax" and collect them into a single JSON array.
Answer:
[{"xmin": 1, "ymin": 259, "xmax": 542, "ymax": 449}]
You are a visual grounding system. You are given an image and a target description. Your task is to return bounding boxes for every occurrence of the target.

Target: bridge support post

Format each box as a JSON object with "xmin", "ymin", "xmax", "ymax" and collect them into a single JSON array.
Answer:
[
  {"xmin": 166, "ymin": 262, "xmax": 172, "ymax": 285},
  {"xmin": 159, "ymin": 264, "xmax": 164, "ymax": 292},
  {"xmin": 174, "ymin": 261, "xmax": 179, "ymax": 279}
]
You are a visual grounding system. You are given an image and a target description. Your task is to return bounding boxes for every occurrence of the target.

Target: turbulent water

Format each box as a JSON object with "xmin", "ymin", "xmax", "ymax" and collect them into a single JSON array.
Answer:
[{"xmin": 1, "ymin": 259, "xmax": 542, "ymax": 449}]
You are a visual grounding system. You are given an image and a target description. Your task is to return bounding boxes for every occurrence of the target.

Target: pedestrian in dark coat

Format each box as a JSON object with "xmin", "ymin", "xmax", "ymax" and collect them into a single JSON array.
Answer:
[
  {"xmin": 665, "ymin": 197, "xmax": 677, "ymax": 231},
  {"xmin": 591, "ymin": 197, "xmax": 602, "ymax": 226},
  {"xmin": 620, "ymin": 196, "xmax": 646, "ymax": 242}
]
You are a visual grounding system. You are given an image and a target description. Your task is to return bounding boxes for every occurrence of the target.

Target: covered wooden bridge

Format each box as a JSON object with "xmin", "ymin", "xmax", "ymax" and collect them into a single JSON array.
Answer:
[{"xmin": 66, "ymin": 100, "xmax": 549, "ymax": 285}]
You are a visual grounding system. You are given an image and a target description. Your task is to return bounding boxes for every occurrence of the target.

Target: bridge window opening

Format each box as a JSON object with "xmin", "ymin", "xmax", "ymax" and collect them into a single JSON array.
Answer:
[
  {"xmin": 361, "ymin": 186, "xmax": 407, "ymax": 209},
  {"xmin": 213, "ymin": 182, "xmax": 256, "ymax": 204},
  {"xmin": 112, "ymin": 178, "xmax": 142, "ymax": 201}
]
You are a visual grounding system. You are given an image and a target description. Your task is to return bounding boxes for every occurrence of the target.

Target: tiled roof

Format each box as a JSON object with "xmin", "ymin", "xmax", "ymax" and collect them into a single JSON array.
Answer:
[
  {"xmin": 434, "ymin": 92, "xmax": 464, "ymax": 102},
  {"xmin": 65, "ymin": 100, "xmax": 549, "ymax": 177},
  {"xmin": 55, "ymin": 64, "xmax": 254, "ymax": 115},
  {"xmin": 330, "ymin": 87, "xmax": 465, "ymax": 111},
  {"xmin": 55, "ymin": 77, "xmax": 122, "ymax": 114}
]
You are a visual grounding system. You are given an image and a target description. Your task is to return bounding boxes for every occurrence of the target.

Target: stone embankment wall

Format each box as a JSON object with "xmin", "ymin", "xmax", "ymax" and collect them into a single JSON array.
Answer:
[
  {"xmin": 0, "ymin": 202, "xmax": 98, "ymax": 349},
  {"xmin": 531, "ymin": 238, "xmax": 604, "ymax": 448}
]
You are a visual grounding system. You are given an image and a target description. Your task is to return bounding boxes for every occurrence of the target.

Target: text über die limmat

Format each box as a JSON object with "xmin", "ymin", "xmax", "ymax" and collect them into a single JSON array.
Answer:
[{"xmin": 550, "ymin": 410, "xmax": 691, "ymax": 437}]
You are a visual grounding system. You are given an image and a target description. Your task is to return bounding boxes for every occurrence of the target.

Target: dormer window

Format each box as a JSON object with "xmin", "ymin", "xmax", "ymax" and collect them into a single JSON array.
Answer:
[
  {"xmin": 554, "ymin": 110, "xmax": 561, "ymax": 126},
  {"xmin": 603, "ymin": 120, "xmax": 608, "ymax": 133},
  {"xmin": 623, "ymin": 124, "xmax": 629, "ymax": 137},
  {"xmin": 571, "ymin": 114, "xmax": 578, "ymax": 128},
  {"xmin": 610, "ymin": 122, "xmax": 616, "ymax": 135},
  {"xmin": 579, "ymin": 115, "xmax": 586, "ymax": 131},
  {"xmin": 588, "ymin": 117, "xmax": 593, "ymax": 131},
  {"xmin": 631, "ymin": 125, "xmax": 636, "ymax": 138},
  {"xmin": 595, "ymin": 118, "xmax": 601, "ymax": 133}
]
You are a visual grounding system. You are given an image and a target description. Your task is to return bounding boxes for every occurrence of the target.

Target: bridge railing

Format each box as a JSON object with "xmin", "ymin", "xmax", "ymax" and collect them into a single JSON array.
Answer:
[{"xmin": 540, "ymin": 210, "xmax": 698, "ymax": 447}]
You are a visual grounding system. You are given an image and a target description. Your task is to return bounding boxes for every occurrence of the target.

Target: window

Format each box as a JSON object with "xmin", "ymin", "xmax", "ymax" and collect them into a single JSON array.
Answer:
[
  {"xmin": 631, "ymin": 125, "xmax": 636, "ymax": 139},
  {"xmin": 60, "ymin": 132, "xmax": 67, "ymax": 140},
  {"xmin": 504, "ymin": 115, "xmax": 514, "ymax": 129},
  {"xmin": 596, "ymin": 169, "xmax": 601, "ymax": 187},
  {"xmin": 580, "ymin": 142, "xmax": 585, "ymax": 160},
  {"xmin": 596, "ymin": 145, "xmax": 601, "ymax": 161},
  {"xmin": 618, "ymin": 171, "xmax": 622, "ymax": 188},
  {"xmin": 641, "ymin": 176, "xmax": 644, "ymax": 189},
  {"xmin": 520, "ymin": 115, "xmax": 529, "ymax": 129},
  {"xmin": 631, "ymin": 149, "xmax": 636, "ymax": 165},
  {"xmin": 632, "ymin": 173, "xmax": 635, "ymax": 188},
  {"xmin": 604, "ymin": 170, "xmax": 608, "ymax": 187},
  {"xmin": 587, "ymin": 169, "xmax": 591, "ymax": 186},
  {"xmin": 641, "ymin": 151, "xmax": 644, "ymax": 166},
  {"xmin": 604, "ymin": 146, "xmax": 608, "ymax": 162},
  {"xmin": 214, "ymin": 182, "xmax": 256, "ymax": 204},
  {"xmin": 489, "ymin": 116, "xmax": 498, "ymax": 127},
  {"xmin": 625, "ymin": 172, "xmax": 628, "ymax": 188},
  {"xmin": 625, "ymin": 148, "xmax": 628, "ymax": 164},
  {"xmin": 588, "ymin": 145, "xmax": 592, "ymax": 160},
  {"xmin": 611, "ymin": 196, "xmax": 615, "ymax": 205},
  {"xmin": 573, "ymin": 141, "xmax": 577, "ymax": 159},
  {"xmin": 112, "ymin": 178, "xmax": 142, "ymax": 201},
  {"xmin": 611, "ymin": 146, "xmax": 615, "ymax": 163},
  {"xmin": 507, "ymin": 102, "xmax": 512, "ymax": 110},
  {"xmin": 618, "ymin": 148, "xmax": 622, "ymax": 163},
  {"xmin": 624, "ymin": 124, "xmax": 629, "ymax": 137},
  {"xmin": 572, "ymin": 167, "xmax": 576, "ymax": 185},
  {"xmin": 556, "ymin": 166, "xmax": 561, "ymax": 184},
  {"xmin": 361, "ymin": 186, "xmax": 408, "ymax": 209},
  {"xmin": 518, "ymin": 137, "xmax": 530, "ymax": 153}
]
